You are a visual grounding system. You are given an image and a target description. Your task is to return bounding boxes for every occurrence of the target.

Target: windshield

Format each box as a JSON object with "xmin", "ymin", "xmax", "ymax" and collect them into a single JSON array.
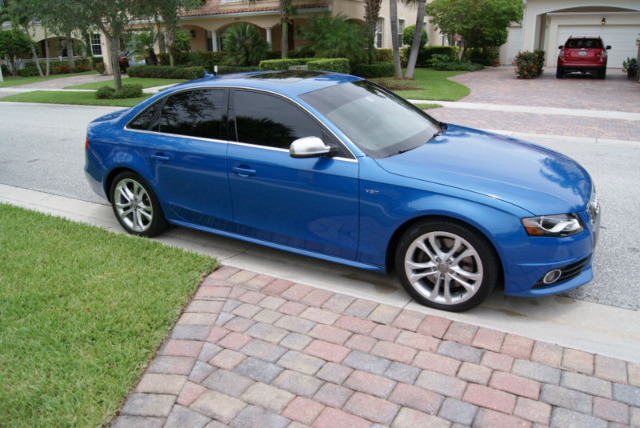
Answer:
[{"xmin": 300, "ymin": 80, "xmax": 441, "ymax": 158}]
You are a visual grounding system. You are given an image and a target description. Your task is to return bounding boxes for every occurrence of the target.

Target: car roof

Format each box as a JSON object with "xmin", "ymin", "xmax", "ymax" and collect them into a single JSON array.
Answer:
[{"xmin": 170, "ymin": 70, "xmax": 364, "ymax": 98}]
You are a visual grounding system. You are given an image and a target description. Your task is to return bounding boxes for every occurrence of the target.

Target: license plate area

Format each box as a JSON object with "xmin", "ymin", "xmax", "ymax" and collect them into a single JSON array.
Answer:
[{"xmin": 578, "ymin": 51, "xmax": 587, "ymax": 56}]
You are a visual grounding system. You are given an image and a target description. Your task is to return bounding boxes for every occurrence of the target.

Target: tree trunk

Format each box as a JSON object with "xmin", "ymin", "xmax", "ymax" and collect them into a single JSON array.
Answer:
[
  {"xmin": 109, "ymin": 33, "xmax": 123, "ymax": 91},
  {"xmin": 389, "ymin": 0, "xmax": 402, "ymax": 79},
  {"xmin": 23, "ymin": 27, "xmax": 44, "ymax": 77},
  {"xmin": 404, "ymin": 0, "xmax": 426, "ymax": 79},
  {"xmin": 44, "ymin": 29, "xmax": 50, "ymax": 77},
  {"xmin": 280, "ymin": 19, "xmax": 288, "ymax": 58},
  {"xmin": 66, "ymin": 32, "xmax": 75, "ymax": 70}
]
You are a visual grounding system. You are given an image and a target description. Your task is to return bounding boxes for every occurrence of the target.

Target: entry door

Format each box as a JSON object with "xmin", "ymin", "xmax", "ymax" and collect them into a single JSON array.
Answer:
[
  {"xmin": 135, "ymin": 88, "xmax": 234, "ymax": 230},
  {"xmin": 227, "ymin": 89, "xmax": 360, "ymax": 260}
]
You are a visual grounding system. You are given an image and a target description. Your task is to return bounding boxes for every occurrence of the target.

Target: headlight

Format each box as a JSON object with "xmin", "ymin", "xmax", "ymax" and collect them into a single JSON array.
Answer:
[
  {"xmin": 588, "ymin": 185, "xmax": 599, "ymax": 224},
  {"xmin": 522, "ymin": 214, "xmax": 584, "ymax": 237}
]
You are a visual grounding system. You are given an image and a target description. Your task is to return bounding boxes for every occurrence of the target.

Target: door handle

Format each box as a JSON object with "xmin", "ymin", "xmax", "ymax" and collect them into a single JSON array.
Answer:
[
  {"xmin": 151, "ymin": 153, "xmax": 170, "ymax": 162},
  {"xmin": 232, "ymin": 166, "xmax": 256, "ymax": 177}
]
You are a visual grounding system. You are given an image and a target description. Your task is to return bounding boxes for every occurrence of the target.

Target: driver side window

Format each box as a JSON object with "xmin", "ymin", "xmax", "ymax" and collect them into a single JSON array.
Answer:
[{"xmin": 232, "ymin": 90, "xmax": 351, "ymax": 158}]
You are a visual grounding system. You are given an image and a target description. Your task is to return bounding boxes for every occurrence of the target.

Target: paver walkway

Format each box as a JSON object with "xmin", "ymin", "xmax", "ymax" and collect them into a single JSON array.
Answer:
[{"xmin": 111, "ymin": 267, "xmax": 640, "ymax": 427}]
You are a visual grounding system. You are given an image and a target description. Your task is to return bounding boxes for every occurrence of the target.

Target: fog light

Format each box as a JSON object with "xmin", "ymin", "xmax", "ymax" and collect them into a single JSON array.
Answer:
[{"xmin": 543, "ymin": 269, "xmax": 562, "ymax": 285}]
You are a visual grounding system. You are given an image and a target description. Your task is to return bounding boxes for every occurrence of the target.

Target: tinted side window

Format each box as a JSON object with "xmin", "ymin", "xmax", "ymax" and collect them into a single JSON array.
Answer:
[
  {"xmin": 129, "ymin": 102, "xmax": 160, "ymax": 130},
  {"xmin": 157, "ymin": 89, "xmax": 225, "ymax": 139},
  {"xmin": 234, "ymin": 90, "xmax": 324, "ymax": 149}
]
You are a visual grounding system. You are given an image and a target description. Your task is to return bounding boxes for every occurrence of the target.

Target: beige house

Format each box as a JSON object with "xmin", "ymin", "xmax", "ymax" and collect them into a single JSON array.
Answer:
[
  {"xmin": 91, "ymin": 0, "xmax": 438, "ymax": 73},
  {"xmin": 500, "ymin": 0, "xmax": 640, "ymax": 68}
]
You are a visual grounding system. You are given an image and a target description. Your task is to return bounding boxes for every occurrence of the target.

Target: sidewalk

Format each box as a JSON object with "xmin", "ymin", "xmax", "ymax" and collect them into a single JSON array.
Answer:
[{"xmin": 1, "ymin": 184, "xmax": 639, "ymax": 427}]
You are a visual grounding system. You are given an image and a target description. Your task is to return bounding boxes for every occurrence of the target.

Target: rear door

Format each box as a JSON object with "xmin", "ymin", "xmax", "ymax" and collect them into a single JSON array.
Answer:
[
  {"xmin": 131, "ymin": 88, "xmax": 234, "ymax": 230},
  {"xmin": 227, "ymin": 89, "xmax": 360, "ymax": 260}
]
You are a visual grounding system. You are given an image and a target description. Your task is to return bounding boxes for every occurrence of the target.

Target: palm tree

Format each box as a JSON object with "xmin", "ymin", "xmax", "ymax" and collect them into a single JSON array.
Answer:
[
  {"xmin": 404, "ymin": 0, "xmax": 426, "ymax": 79},
  {"xmin": 363, "ymin": 0, "xmax": 383, "ymax": 64},
  {"xmin": 224, "ymin": 24, "xmax": 269, "ymax": 66},
  {"xmin": 389, "ymin": 0, "xmax": 402, "ymax": 78},
  {"xmin": 127, "ymin": 30, "xmax": 160, "ymax": 66}
]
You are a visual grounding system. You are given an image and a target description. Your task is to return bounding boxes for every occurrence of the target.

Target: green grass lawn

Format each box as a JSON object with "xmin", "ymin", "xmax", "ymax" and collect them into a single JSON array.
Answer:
[
  {"xmin": 64, "ymin": 77, "xmax": 186, "ymax": 90},
  {"xmin": 0, "ymin": 90, "xmax": 151, "ymax": 107},
  {"xmin": 0, "ymin": 71, "xmax": 99, "ymax": 88},
  {"xmin": 414, "ymin": 103, "xmax": 443, "ymax": 110},
  {"xmin": 0, "ymin": 204, "xmax": 217, "ymax": 427},
  {"xmin": 380, "ymin": 68, "xmax": 471, "ymax": 101}
]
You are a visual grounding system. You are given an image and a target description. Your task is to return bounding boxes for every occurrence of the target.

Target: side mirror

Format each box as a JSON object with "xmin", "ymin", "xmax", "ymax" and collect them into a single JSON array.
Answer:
[
  {"xmin": 289, "ymin": 136, "xmax": 332, "ymax": 158},
  {"xmin": 558, "ymin": 45, "xmax": 563, "ymax": 49},
  {"xmin": 606, "ymin": 45, "xmax": 611, "ymax": 50}
]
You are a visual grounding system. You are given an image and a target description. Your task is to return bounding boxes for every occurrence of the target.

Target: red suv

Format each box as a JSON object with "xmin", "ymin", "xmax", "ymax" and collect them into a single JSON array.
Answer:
[{"xmin": 557, "ymin": 37, "xmax": 611, "ymax": 79}]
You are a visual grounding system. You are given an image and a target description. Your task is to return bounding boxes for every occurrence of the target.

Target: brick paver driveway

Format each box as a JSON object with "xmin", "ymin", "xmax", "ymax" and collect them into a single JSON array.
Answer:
[
  {"xmin": 451, "ymin": 66, "xmax": 639, "ymax": 112},
  {"xmin": 110, "ymin": 267, "xmax": 640, "ymax": 427},
  {"xmin": 429, "ymin": 66, "xmax": 640, "ymax": 141}
]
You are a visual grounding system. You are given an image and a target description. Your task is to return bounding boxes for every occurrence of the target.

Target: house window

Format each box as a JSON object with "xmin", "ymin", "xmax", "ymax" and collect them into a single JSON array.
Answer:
[
  {"xmin": 91, "ymin": 33, "xmax": 102, "ymax": 56},
  {"xmin": 398, "ymin": 19, "xmax": 405, "ymax": 47},
  {"xmin": 375, "ymin": 18, "xmax": 384, "ymax": 49}
]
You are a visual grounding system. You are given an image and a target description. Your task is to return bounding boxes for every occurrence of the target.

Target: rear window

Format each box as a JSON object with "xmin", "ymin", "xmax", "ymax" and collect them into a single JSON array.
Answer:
[{"xmin": 565, "ymin": 38, "xmax": 603, "ymax": 49}]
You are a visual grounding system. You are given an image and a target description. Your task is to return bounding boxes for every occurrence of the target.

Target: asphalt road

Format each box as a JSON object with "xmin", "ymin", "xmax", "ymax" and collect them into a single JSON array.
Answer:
[{"xmin": 1, "ymin": 102, "xmax": 638, "ymax": 311}]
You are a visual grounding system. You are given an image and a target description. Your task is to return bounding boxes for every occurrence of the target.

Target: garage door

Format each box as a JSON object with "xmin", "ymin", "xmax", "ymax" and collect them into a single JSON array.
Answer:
[{"xmin": 557, "ymin": 25, "xmax": 638, "ymax": 69}]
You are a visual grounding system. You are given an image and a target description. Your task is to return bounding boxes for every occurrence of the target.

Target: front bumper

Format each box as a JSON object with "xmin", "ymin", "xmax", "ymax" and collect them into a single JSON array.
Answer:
[{"xmin": 504, "ymin": 208, "xmax": 600, "ymax": 298}]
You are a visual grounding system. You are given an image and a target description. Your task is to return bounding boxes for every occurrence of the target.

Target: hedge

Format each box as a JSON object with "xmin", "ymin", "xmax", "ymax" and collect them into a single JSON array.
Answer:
[
  {"xmin": 401, "ymin": 46, "xmax": 458, "ymax": 67},
  {"xmin": 216, "ymin": 65, "xmax": 261, "ymax": 75},
  {"xmin": 259, "ymin": 58, "xmax": 314, "ymax": 70},
  {"xmin": 19, "ymin": 58, "xmax": 93, "ymax": 77},
  {"xmin": 308, "ymin": 58, "xmax": 350, "ymax": 74},
  {"xmin": 259, "ymin": 58, "xmax": 350, "ymax": 73},
  {"xmin": 351, "ymin": 62, "xmax": 394, "ymax": 78},
  {"xmin": 95, "ymin": 84, "xmax": 143, "ymax": 99},
  {"xmin": 432, "ymin": 61, "xmax": 484, "ymax": 71},
  {"xmin": 127, "ymin": 65, "xmax": 206, "ymax": 80}
]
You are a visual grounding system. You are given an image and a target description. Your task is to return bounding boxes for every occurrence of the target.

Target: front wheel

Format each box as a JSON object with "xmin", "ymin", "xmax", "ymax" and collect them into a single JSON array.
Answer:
[
  {"xmin": 395, "ymin": 220, "xmax": 499, "ymax": 312},
  {"xmin": 110, "ymin": 172, "xmax": 168, "ymax": 237}
]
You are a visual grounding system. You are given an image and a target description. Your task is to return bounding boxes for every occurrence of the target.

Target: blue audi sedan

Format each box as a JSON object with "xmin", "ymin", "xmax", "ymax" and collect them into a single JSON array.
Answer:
[{"xmin": 85, "ymin": 70, "xmax": 600, "ymax": 312}]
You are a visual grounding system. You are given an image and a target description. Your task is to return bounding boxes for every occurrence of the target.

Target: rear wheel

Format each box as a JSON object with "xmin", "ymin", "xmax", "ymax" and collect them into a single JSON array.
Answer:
[
  {"xmin": 556, "ymin": 67, "xmax": 564, "ymax": 78},
  {"xmin": 110, "ymin": 172, "xmax": 168, "ymax": 237},
  {"xmin": 395, "ymin": 220, "xmax": 499, "ymax": 312},
  {"xmin": 598, "ymin": 68, "xmax": 606, "ymax": 79}
]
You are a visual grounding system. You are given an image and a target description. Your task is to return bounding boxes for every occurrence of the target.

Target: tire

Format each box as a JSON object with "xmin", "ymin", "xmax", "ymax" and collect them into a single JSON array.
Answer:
[
  {"xmin": 395, "ymin": 220, "xmax": 499, "ymax": 312},
  {"xmin": 556, "ymin": 67, "xmax": 564, "ymax": 78},
  {"xmin": 598, "ymin": 68, "xmax": 606, "ymax": 79},
  {"xmin": 110, "ymin": 172, "xmax": 168, "ymax": 237}
]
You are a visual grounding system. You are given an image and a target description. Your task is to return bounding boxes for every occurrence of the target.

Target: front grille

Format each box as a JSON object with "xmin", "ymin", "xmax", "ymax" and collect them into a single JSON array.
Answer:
[{"xmin": 532, "ymin": 257, "xmax": 590, "ymax": 289}]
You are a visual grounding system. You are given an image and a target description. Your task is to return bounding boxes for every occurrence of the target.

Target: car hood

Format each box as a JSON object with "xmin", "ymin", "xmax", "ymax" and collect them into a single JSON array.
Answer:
[{"xmin": 375, "ymin": 124, "xmax": 591, "ymax": 215}]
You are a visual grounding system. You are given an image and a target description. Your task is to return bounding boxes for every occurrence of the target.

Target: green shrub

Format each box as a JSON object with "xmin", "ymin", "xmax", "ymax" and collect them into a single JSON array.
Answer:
[
  {"xmin": 259, "ymin": 58, "xmax": 314, "ymax": 70},
  {"xmin": 352, "ymin": 62, "xmax": 394, "ymax": 78},
  {"xmin": 402, "ymin": 25, "xmax": 427, "ymax": 47},
  {"xmin": 95, "ymin": 62, "xmax": 106, "ymax": 75},
  {"xmin": 432, "ymin": 61, "xmax": 484, "ymax": 71},
  {"xmin": 157, "ymin": 51, "xmax": 226, "ymax": 71},
  {"xmin": 95, "ymin": 86, "xmax": 115, "ymax": 99},
  {"xmin": 513, "ymin": 50, "xmax": 545, "ymax": 78},
  {"xmin": 19, "ymin": 68, "xmax": 34, "ymax": 77},
  {"xmin": 224, "ymin": 24, "xmax": 270, "ymax": 66},
  {"xmin": 216, "ymin": 65, "xmax": 261, "ymax": 75},
  {"xmin": 95, "ymin": 84, "xmax": 143, "ymax": 99},
  {"xmin": 127, "ymin": 65, "xmax": 205, "ymax": 79},
  {"xmin": 401, "ymin": 46, "xmax": 458, "ymax": 68},
  {"xmin": 375, "ymin": 49, "xmax": 393, "ymax": 63},
  {"xmin": 308, "ymin": 58, "xmax": 350, "ymax": 73}
]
